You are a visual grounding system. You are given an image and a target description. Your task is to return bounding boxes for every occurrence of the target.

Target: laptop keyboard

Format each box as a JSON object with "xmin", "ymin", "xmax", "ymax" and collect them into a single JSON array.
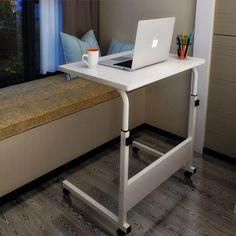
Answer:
[{"xmin": 114, "ymin": 60, "xmax": 133, "ymax": 68}]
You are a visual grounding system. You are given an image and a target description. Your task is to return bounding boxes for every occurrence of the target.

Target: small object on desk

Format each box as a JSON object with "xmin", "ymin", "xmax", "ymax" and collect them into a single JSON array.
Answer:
[
  {"xmin": 82, "ymin": 48, "xmax": 99, "ymax": 69},
  {"xmin": 176, "ymin": 32, "xmax": 193, "ymax": 59}
]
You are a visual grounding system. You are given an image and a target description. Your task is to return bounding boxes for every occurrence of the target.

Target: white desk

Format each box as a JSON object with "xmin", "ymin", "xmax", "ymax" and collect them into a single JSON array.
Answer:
[{"xmin": 59, "ymin": 53, "xmax": 205, "ymax": 235}]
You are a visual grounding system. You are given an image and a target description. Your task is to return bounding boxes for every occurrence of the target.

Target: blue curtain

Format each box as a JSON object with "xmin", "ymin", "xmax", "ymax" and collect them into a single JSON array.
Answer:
[{"xmin": 39, "ymin": 0, "xmax": 63, "ymax": 74}]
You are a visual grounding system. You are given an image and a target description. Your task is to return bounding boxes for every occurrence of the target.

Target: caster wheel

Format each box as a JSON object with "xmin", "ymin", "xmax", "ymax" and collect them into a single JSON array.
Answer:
[
  {"xmin": 184, "ymin": 171, "xmax": 193, "ymax": 178},
  {"xmin": 63, "ymin": 188, "xmax": 70, "ymax": 196},
  {"xmin": 117, "ymin": 229, "xmax": 126, "ymax": 236},
  {"xmin": 132, "ymin": 147, "xmax": 140, "ymax": 153},
  {"xmin": 117, "ymin": 226, "xmax": 131, "ymax": 236}
]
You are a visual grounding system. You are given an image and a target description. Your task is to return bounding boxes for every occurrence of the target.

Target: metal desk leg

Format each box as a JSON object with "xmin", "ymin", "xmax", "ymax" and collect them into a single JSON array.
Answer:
[
  {"xmin": 184, "ymin": 68, "xmax": 199, "ymax": 176},
  {"xmin": 62, "ymin": 90, "xmax": 131, "ymax": 235},
  {"xmin": 62, "ymin": 70, "xmax": 199, "ymax": 234},
  {"xmin": 117, "ymin": 90, "xmax": 132, "ymax": 235}
]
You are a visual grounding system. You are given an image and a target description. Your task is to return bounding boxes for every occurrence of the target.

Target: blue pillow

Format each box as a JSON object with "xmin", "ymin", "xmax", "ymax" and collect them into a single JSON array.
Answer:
[
  {"xmin": 60, "ymin": 30, "xmax": 100, "ymax": 80},
  {"xmin": 107, "ymin": 38, "xmax": 134, "ymax": 55}
]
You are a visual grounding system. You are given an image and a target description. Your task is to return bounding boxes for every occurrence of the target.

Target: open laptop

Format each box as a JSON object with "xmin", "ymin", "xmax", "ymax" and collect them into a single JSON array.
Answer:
[{"xmin": 99, "ymin": 17, "xmax": 175, "ymax": 71}]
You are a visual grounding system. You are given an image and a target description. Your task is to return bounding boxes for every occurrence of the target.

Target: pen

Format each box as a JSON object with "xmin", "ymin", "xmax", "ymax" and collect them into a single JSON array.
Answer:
[
  {"xmin": 176, "ymin": 36, "xmax": 181, "ymax": 57},
  {"xmin": 184, "ymin": 35, "xmax": 190, "ymax": 58}
]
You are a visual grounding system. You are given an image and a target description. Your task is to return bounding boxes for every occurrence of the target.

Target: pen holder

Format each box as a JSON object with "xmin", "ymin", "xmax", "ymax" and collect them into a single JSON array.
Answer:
[
  {"xmin": 176, "ymin": 33, "xmax": 193, "ymax": 60},
  {"xmin": 177, "ymin": 43, "xmax": 190, "ymax": 59}
]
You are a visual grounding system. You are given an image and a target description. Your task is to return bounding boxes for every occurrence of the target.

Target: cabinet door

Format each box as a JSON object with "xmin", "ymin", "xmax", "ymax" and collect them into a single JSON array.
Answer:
[
  {"xmin": 214, "ymin": 0, "xmax": 236, "ymax": 36},
  {"xmin": 205, "ymin": 35, "xmax": 236, "ymax": 158}
]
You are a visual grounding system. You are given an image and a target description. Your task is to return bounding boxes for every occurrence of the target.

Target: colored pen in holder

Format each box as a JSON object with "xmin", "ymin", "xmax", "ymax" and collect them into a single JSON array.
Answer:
[{"xmin": 176, "ymin": 33, "xmax": 193, "ymax": 59}]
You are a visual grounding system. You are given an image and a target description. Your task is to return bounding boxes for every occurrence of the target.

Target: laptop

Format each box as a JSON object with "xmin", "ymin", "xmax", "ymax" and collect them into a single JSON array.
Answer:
[{"xmin": 99, "ymin": 17, "xmax": 175, "ymax": 71}]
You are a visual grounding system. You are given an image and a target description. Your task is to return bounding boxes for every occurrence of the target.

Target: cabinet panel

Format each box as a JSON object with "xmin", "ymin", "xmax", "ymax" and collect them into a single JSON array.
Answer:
[
  {"xmin": 206, "ymin": 102, "xmax": 236, "ymax": 159},
  {"xmin": 208, "ymin": 80, "xmax": 236, "ymax": 109},
  {"xmin": 214, "ymin": 0, "xmax": 236, "ymax": 36},
  {"xmin": 205, "ymin": 35, "xmax": 236, "ymax": 158},
  {"xmin": 206, "ymin": 107, "xmax": 236, "ymax": 142},
  {"xmin": 210, "ymin": 35, "xmax": 236, "ymax": 83},
  {"xmin": 205, "ymin": 131, "xmax": 236, "ymax": 158}
]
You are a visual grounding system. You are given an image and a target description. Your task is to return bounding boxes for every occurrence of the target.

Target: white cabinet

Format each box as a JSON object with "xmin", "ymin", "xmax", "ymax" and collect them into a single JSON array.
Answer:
[{"xmin": 205, "ymin": 6, "xmax": 236, "ymax": 158}]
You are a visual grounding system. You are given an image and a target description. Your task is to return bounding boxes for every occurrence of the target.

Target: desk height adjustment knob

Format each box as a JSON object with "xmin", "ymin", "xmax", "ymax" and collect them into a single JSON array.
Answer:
[{"xmin": 195, "ymin": 99, "xmax": 200, "ymax": 107}]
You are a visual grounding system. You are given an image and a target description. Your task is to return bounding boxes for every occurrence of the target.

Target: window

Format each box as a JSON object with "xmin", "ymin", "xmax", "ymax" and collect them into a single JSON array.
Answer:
[{"xmin": 0, "ymin": 0, "xmax": 54, "ymax": 88}]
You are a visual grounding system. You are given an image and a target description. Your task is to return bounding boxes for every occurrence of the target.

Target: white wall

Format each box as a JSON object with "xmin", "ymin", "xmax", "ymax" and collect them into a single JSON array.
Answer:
[
  {"xmin": 100, "ymin": 0, "xmax": 196, "ymax": 137},
  {"xmin": 100, "ymin": 0, "xmax": 196, "ymax": 54},
  {"xmin": 204, "ymin": 0, "xmax": 236, "ymax": 158}
]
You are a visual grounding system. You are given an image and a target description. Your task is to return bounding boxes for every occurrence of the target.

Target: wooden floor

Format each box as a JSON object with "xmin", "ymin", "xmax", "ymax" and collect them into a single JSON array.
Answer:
[{"xmin": 0, "ymin": 129, "xmax": 236, "ymax": 236}]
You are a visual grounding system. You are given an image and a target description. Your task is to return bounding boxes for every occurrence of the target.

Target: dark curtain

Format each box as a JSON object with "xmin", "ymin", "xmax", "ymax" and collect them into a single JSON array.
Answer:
[{"xmin": 62, "ymin": 0, "xmax": 100, "ymax": 39}]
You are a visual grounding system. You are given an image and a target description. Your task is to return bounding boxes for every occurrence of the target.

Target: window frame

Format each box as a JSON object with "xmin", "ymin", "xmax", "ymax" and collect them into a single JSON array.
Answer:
[
  {"xmin": 0, "ymin": 0, "xmax": 61, "ymax": 89},
  {"xmin": 22, "ymin": 0, "xmax": 38, "ymax": 82}
]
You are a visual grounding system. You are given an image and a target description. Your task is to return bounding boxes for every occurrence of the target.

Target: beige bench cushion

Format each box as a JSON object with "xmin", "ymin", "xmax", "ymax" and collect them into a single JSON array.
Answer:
[{"xmin": 0, "ymin": 75, "xmax": 118, "ymax": 141}]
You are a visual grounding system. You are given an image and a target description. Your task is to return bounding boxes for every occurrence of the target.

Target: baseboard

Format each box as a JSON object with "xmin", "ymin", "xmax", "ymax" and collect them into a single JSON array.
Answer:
[
  {"xmin": 203, "ymin": 147, "xmax": 236, "ymax": 165},
  {"xmin": 142, "ymin": 123, "xmax": 185, "ymax": 143},
  {"xmin": 144, "ymin": 124, "xmax": 236, "ymax": 165},
  {"xmin": 144, "ymin": 124, "xmax": 236, "ymax": 166}
]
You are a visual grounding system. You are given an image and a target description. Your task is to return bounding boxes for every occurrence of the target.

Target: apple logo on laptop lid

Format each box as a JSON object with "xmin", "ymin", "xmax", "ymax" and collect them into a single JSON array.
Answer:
[{"xmin": 152, "ymin": 38, "xmax": 159, "ymax": 48}]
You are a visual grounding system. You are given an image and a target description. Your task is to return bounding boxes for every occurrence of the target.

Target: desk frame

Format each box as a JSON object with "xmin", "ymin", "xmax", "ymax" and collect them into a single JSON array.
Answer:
[{"xmin": 63, "ymin": 68, "xmax": 199, "ymax": 235}]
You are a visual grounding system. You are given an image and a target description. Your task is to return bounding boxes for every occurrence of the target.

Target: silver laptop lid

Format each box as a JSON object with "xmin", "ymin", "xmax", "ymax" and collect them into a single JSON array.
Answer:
[{"xmin": 132, "ymin": 17, "xmax": 176, "ymax": 70}]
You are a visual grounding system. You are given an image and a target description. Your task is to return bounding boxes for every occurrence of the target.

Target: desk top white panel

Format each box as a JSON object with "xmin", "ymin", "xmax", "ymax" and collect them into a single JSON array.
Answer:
[{"xmin": 58, "ymin": 53, "xmax": 205, "ymax": 92}]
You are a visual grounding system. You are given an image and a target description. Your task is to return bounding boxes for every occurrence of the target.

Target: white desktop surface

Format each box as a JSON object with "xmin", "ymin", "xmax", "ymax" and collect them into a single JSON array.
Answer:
[{"xmin": 58, "ymin": 52, "xmax": 205, "ymax": 92}]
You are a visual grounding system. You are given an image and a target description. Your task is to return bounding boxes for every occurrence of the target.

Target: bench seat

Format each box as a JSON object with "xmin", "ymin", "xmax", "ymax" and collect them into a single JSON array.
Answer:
[
  {"xmin": 0, "ymin": 75, "xmax": 145, "ymax": 198},
  {"xmin": 0, "ymin": 75, "xmax": 119, "ymax": 141}
]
